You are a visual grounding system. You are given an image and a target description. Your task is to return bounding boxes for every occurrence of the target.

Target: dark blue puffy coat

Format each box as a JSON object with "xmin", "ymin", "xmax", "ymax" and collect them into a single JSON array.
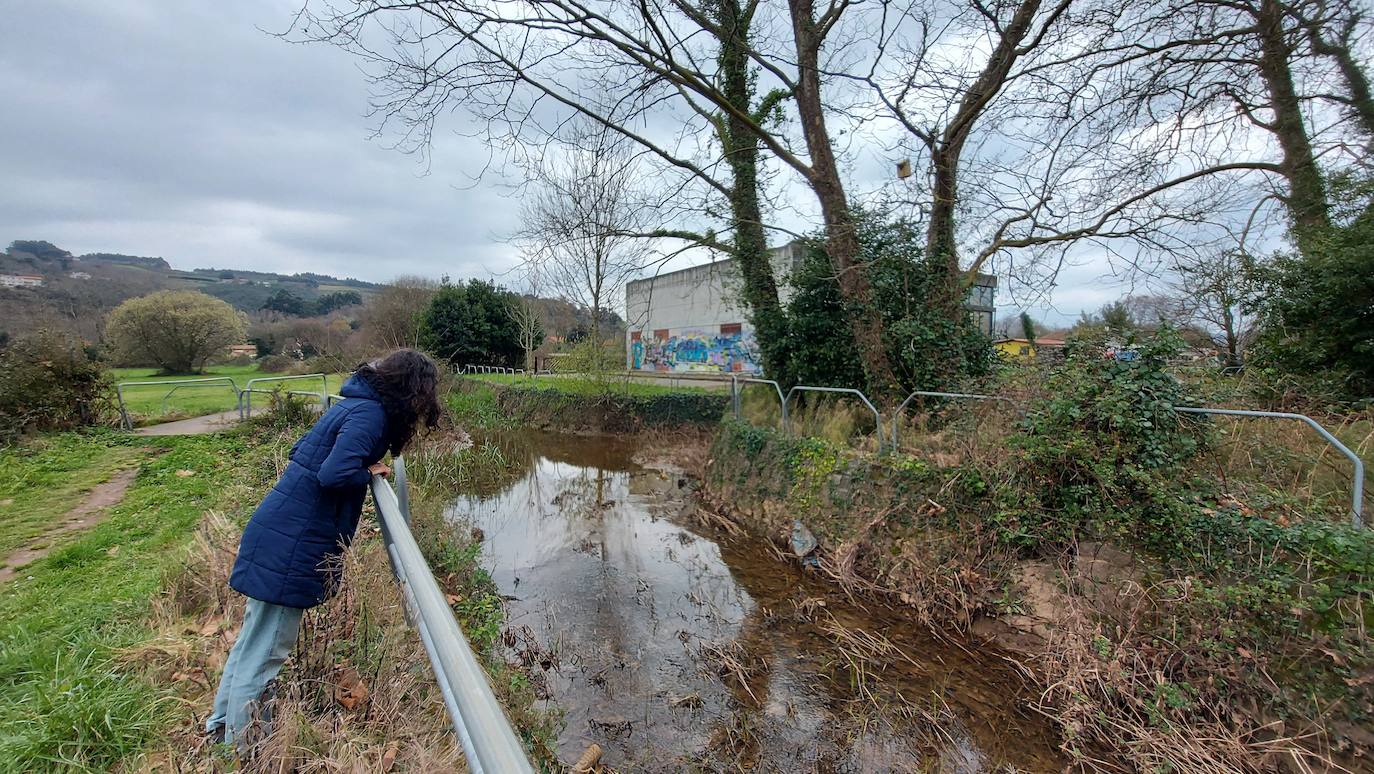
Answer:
[{"xmin": 229, "ymin": 375, "xmax": 390, "ymax": 608}]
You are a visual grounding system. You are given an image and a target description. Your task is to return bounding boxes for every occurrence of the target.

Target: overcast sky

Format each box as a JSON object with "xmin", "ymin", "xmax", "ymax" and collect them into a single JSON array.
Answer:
[{"xmin": 1, "ymin": 0, "xmax": 1136, "ymax": 327}]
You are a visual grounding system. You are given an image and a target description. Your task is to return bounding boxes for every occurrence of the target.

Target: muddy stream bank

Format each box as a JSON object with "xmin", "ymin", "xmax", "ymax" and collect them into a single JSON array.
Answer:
[{"xmin": 444, "ymin": 431, "xmax": 1062, "ymax": 772}]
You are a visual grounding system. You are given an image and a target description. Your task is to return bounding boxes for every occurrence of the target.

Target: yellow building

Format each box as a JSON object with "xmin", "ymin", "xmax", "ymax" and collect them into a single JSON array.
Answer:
[{"xmin": 994, "ymin": 337, "xmax": 1065, "ymax": 360}]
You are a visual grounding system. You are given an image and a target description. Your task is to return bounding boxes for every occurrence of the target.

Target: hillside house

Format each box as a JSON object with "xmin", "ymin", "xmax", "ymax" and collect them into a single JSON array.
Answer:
[
  {"xmin": 225, "ymin": 344, "xmax": 258, "ymax": 359},
  {"xmin": 0, "ymin": 274, "xmax": 44, "ymax": 288}
]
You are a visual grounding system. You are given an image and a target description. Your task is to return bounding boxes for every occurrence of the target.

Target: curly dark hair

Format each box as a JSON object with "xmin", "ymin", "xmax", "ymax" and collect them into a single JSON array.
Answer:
[{"xmin": 355, "ymin": 349, "xmax": 443, "ymax": 454}]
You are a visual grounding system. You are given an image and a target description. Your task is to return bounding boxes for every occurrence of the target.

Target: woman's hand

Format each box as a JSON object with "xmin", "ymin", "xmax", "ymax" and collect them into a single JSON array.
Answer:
[{"xmin": 368, "ymin": 462, "xmax": 392, "ymax": 478}]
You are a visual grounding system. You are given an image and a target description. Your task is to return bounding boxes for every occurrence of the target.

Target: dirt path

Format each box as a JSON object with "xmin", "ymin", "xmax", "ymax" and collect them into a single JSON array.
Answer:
[
  {"xmin": 0, "ymin": 467, "xmax": 140, "ymax": 584},
  {"xmin": 135, "ymin": 410, "xmax": 242, "ymax": 436}
]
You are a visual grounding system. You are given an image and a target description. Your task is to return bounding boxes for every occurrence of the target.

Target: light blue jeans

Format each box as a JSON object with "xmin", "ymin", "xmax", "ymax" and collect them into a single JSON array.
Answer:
[{"xmin": 206, "ymin": 597, "xmax": 304, "ymax": 746}]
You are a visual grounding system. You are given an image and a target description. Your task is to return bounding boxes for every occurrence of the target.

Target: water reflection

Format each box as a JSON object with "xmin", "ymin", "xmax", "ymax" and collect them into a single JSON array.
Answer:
[{"xmin": 445, "ymin": 432, "xmax": 1061, "ymax": 772}]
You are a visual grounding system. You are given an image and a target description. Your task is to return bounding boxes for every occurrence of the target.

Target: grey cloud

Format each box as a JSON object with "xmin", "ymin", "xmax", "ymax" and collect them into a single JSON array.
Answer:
[{"xmin": 0, "ymin": 0, "xmax": 522, "ymax": 283}]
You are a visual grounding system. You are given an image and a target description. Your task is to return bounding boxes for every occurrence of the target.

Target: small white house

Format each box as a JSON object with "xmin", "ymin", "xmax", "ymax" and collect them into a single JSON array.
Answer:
[{"xmin": 0, "ymin": 274, "xmax": 44, "ymax": 288}]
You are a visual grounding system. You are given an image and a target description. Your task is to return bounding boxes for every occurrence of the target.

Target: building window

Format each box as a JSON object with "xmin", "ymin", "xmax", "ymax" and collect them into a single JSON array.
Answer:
[
  {"xmin": 654, "ymin": 329, "xmax": 669, "ymax": 340},
  {"xmin": 630, "ymin": 331, "xmax": 641, "ymax": 342},
  {"xmin": 720, "ymin": 323, "xmax": 742, "ymax": 336}
]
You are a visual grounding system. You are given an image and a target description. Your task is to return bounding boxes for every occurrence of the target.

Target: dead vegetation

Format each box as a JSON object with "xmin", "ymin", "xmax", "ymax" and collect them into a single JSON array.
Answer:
[
  {"xmin": 706, "ymin": 369, "xmax": 1374, "ymax": 772},
  {"xmin": 121, "ymin": 510, "xmax": 466, "ymax": 773}
]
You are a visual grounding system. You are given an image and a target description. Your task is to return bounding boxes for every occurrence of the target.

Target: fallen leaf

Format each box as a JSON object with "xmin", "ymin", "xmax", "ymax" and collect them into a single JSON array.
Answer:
[
  {"xmin": 0, "ymin": 498, "xmax": 13, "ymax": 507},
  {"xmin": 380, "ymin": 742, "xmax": 399, "ymax": 771},
  {"xmin": 199, "ymin": 619, "xmax": 220, "ymax": 637},
  {"xmin": 175, "ymin": 469, "xmax": 196, "ymax": 477},
  {"xmin": 446, "ymin": 593, "xmax": 462, "ymax": 606},
  {"xmin": 333, "ymin": 667, "xmax": 369, "ymax": 711},
  {"xmin": 106, "ymin": 545, "xmax": 121, "ymax": 557}
]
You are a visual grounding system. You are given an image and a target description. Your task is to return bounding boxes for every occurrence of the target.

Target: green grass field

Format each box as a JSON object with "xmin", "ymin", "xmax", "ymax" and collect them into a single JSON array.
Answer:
[
  {"xmin": 466, "ymin": 371, "xmax": 716, "ymax": 396},
  {"xmin": 110, "ymin": 364, "xmax": 347, "ymax": 425},
  {"xmin": 0, "ymin": 427, "xmax": 290, "ymax": 772}
]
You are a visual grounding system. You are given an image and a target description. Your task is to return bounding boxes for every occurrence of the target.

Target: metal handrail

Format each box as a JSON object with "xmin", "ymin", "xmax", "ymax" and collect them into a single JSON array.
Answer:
[
  {"xmin": 784, "ymin": 385, "xmax": 885, "ymax": 452},
  {"xmin": 116, "ymin": 376, "xmax": 240, "ymax": 430},
  {"xmin": 890, "ymin": 390, "xmax": 1022, "ymax": 448},
  {"xmin": 730, "ymin": 377, "xmax": 788, "ymax": 430},
  {"xmin": 370, "ymin": 466, "xmax": 534, "ymax": 773},
  {"xmin": 1177, "ymin": 406, "xmax": 1366, "ymax": 527},
  {"xmin": 241, "ymin": 374, "xmax": 329, "ymax": 418}
]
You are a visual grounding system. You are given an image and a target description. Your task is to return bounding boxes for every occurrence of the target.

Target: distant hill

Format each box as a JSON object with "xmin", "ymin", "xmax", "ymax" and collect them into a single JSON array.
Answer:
[{"xmin": 0, "ymin": 239, "xmax": 382, "ymax": 343}]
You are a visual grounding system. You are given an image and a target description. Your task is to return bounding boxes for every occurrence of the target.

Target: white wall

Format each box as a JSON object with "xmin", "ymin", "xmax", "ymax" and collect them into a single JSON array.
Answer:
[{"xmin": 623, "ymin": 243, "xmax": 804, "ymax": 375}]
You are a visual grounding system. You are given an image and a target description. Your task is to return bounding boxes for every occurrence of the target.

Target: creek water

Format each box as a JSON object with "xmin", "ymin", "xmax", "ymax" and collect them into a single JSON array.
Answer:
[{"xmin": 444, "ymin": 432, "xmax": 1062, "ymax": 773}]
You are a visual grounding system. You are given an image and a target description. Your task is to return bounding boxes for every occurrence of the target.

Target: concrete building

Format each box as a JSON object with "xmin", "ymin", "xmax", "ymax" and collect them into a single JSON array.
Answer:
[
  {"xmin": 625, "ymin": 242, "xmax": 996, "ymax": 376},
  {"xmin": 0, "ymin": 274, "xmax": 44, "ymax": 288}
]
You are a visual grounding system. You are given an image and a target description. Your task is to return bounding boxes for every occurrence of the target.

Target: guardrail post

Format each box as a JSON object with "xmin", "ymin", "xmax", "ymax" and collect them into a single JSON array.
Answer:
[{"xmin": 785, "ymin": 385, "xmax": 884, "ymax": 452}]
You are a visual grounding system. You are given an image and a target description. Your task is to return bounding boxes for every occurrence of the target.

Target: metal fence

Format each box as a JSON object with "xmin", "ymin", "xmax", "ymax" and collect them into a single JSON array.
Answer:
[
  {"xmin": 115, "ymin": 376, "xmax": 241, "ymax": 430},
  {"xmin": 731, "ymin": 381, "xmax": 1368, "ymax": 527},
  {"xmin": 115, "ymin": 373, "xmax": 331, "ymax": 428},
  {"xmin": 370, "ymin": 461, "xmax": 534, "ymax": 773},
  {"xmin": 459, "ymin": 366, "xmax": 1367, "ymax": 526},
  {"xmin": 240, "ymin": 374, "xmax": 329, "ymax": 418}
]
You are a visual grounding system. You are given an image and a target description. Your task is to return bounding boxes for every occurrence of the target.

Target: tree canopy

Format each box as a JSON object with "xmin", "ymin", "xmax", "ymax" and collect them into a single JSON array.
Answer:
[
  {"xmin": 105, "ymin": 290, "xmax": 246, "ymax": 374},
  {"xmin": 420, "ymin": 280, "xmax": 523, "ymax": 368}
]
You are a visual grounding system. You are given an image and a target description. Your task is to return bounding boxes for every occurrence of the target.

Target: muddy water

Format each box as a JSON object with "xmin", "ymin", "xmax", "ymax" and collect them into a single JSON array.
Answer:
[{"xmin": 445, "ymin": 432, "xmax": 1062, "ymax": 773}]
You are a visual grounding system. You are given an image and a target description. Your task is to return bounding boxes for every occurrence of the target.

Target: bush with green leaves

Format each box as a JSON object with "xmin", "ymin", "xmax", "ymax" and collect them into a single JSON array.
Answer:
[
  {"xmin": 420, "ymin": 279, "xmax": 523, "ymax": 368},
  {"xmin": 105, "ymin": 290, "xmax": 247, "ymax": 374},
  {"xmin": 999, "ymin": 328, "xmax": 1209, "ymax": 548},
  {"xmin": 0, "ymin": 330, "xmax": 111, "ymax": 443},
  {"xmin": 1248, "ymin": 178, "xmax": 1374, "ymax": 398},
  {"xmin": 781, "ymin": 210, "xmax": 992, "ymax": 396}
]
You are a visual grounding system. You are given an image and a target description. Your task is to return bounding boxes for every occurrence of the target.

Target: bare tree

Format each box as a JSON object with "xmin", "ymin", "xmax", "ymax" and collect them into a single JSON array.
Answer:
[
  {"xmin": 516, "ymin": 125, "xmax": 651, "ymax": 347},
  {"xmin": 1166, "ymin": 250, "xmax": 1257, "ymax": 367},
  {"xmin": 358, "ymin": 276, "xmax": 438, "ymax": 351},
  {"xmin": 508, "ymin": 294, "xmax": 546, "ymax": 373},
  {"xmin": 294, "ymin": 0, "xmax": 905, "ymax": 391}
]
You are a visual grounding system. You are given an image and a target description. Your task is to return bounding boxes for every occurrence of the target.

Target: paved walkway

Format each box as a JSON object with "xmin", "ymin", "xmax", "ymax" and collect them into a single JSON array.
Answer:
[{"xmin": 135, "ymin": 410, "xmax": 243, "ymax": 436}]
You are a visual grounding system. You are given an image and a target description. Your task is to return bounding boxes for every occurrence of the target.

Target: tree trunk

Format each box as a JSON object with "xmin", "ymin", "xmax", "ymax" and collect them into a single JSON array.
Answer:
[
  {"xmin": 1256, "ymin": 0, "xmax": 1331, "ymax": 240},
  {"xmin": 1306, "ymin": 9, "xmax": 1374, "ymax": 141},
  {"xmin": 927, "ymin": 0, "xmax": 1042, "ymax": 313},
  {"xmin": 787, "ymin": 0, "xmax": 899, "ymax": 397},
  {"xmin": 715, "ymin": 0, "xmax": 790, "ymax": 381}
]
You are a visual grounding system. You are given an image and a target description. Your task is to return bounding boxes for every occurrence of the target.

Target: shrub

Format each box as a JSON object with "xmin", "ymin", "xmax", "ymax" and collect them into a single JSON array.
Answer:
[
  {"xmin": 257, "ymin": 354, "xmax": 296, "ymax": 373},
  {"xmin": 1001, "ymin": 327, "xmax": 1209, "ymax": 548},
  {"xmin": 0, "ymin": 330, "xmax": 111, "ymax": 443},
  {"xmin": 1248, "ymin": 178, "xmax": 1374, "ymax": 397},
  {"xmin": 420, "ymin": 280, "xmax": 523, "ymax": 368},
  {"xmin": 105, "ymin": 290, "xmax": 247, "ymax": 374}
]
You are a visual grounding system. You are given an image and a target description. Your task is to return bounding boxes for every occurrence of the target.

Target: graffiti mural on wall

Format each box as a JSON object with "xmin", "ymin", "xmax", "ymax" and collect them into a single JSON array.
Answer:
[{"xmin": 630, "ymin": 325, "xmax": 762, "ymax": 374}]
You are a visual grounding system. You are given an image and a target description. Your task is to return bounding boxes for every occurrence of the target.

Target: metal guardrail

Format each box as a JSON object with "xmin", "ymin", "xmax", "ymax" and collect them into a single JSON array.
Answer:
[
  {"xmin": 1177, "ymin": 406, "xmax": 1366, "ymax": 527},
  {"xmin": 370, "ymin": 462, "xmax": 534, "ymax": 773},
  {"xmin": 784, "ymin": 385, "xmax": 885, "ymax": 452},
  {"xmin": 241, "ymin": 374, "xmax": 329, "ymax": 418},
  {"xmin": 115, "ymin": 376, "xmax": 241, "ymax": 430},
  {"xmin": 729, "ymin": 377, "xmax": 788, "ymax": 430}
]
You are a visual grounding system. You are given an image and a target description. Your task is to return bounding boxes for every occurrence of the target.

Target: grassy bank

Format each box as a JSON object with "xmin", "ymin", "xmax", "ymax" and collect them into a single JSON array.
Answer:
[
  {"xmin": 0, "ymin": 427, "xmax": 280, "ymax": 771},
  {"xmin": 451, "ymin": 375, "xmax": 728, "ymax": 434},
  {"xmin": 705, "ymin": 421, "xmax": 1374, "ymax": 770}
]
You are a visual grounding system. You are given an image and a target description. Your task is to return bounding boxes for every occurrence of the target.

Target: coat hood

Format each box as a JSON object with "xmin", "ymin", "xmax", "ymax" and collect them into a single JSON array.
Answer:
[{"xmin": 339, "ymin": 373, "xmax": 380, "ymax": 401}]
